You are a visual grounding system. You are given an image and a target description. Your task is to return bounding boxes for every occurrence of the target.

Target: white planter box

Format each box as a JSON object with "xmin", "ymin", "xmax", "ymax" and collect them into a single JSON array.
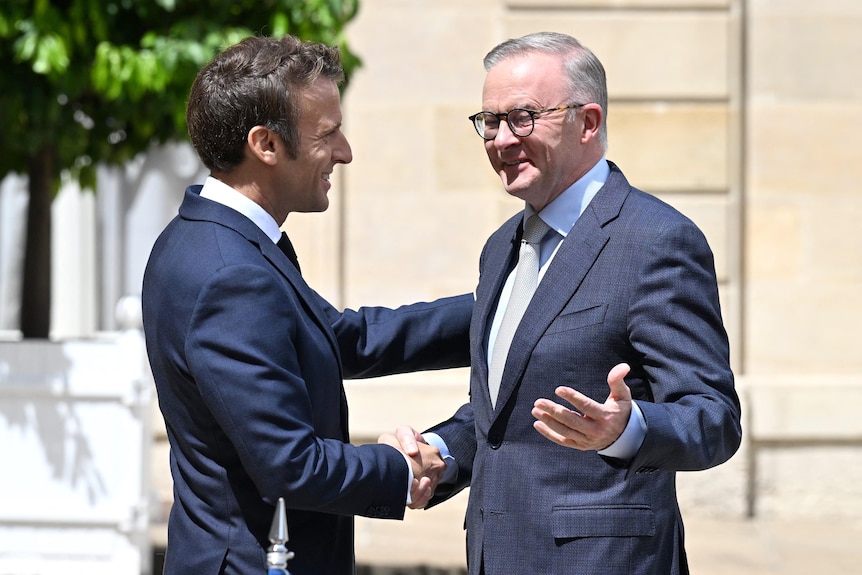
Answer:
[{"xmin": 0, "ymin": 332, "xmax": 152, "ymax": 575}]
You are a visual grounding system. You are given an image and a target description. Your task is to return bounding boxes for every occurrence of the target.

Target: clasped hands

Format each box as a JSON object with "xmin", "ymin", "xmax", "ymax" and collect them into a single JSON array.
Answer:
[
  {"xmin": 379, "ymin": 362, "xmax": 633, "ymax": 509},
  {"xmin": 378, "ymin": 427, "xmax": 444, "ymax": 509}
]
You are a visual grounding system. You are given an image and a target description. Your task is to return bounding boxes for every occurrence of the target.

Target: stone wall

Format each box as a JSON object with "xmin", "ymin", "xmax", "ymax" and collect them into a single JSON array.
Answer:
[
  {"xmin": 293, "ymin": 0, "xmax": 862, "ymax": 569},
  {"xmin": 143, "ymin": 0, "xmax": 862, "ymax": 569},
  {"xmin": 3, "ymin": 0, "xmax": 858, "ymax": 572}
]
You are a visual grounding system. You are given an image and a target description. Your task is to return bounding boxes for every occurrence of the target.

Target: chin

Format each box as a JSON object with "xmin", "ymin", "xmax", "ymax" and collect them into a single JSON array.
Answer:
[
  {"xmin": 501, "ymin": 180, "xmax": 530, "ymax": 200},
  {"xmin": 315, "ymin": 196, "xmax": 330, "ymax": 213}
]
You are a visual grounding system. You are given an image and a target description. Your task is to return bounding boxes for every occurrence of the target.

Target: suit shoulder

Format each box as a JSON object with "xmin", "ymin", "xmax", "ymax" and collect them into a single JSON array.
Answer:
[{"xmin": 621, "ymin": 187, "xmax": 703, "ymax": 234}]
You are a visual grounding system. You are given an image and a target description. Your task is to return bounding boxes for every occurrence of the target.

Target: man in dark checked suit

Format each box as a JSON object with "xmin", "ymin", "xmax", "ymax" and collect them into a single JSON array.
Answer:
[
  {"xmin": 142, "ymin": 35, "xmax": 472, "ymax": 575},
  {"xmin": 388, "ymin": 32, "xmax": 742, "ymax": 575}
]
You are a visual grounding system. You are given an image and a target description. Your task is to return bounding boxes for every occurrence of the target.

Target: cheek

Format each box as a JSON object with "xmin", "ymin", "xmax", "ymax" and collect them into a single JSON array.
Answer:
[{"xmin": 540, "ymin": 141, "xmax": 567, "ymax": 167}]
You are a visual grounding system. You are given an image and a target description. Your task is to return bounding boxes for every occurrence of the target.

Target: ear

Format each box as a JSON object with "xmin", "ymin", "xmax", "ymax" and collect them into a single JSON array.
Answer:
[
  {"xmin": 580, "ymin": 104, "xmax": 603, "ymax": 145},
  {"xmin": 247, "ymin": 125, "xmax": 280, "ymax": 166}
]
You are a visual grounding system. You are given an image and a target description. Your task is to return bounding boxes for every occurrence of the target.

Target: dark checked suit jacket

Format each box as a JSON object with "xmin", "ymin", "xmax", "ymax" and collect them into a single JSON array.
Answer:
[
  {"xmin": 142, "ymin": 186, "xmax": 472, "ymax": 575},
  {"xmin": 428, "ymin": 162, "xmax": 742, "ymax": 575}
]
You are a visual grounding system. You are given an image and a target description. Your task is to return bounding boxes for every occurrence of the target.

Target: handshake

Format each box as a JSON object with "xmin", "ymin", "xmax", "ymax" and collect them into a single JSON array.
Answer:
[{"xmin": 378, "ymin": 425, "xmax": 442, "ymax": 510}]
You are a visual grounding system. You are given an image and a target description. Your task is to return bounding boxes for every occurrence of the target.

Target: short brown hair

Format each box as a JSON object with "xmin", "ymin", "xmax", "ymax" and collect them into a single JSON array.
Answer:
[{"xmin": 186, "ymin": 35, "xmax": 344, "ymax": 172}]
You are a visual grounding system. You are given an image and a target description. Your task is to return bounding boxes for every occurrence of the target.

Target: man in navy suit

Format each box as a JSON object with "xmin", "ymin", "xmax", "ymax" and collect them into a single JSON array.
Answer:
[
  {"xmin": 142, "ymin": 35, "xmax": 472, "ymax": 575},
  {"xmin": 389, "ymin": 32, "xmax": 742, "ymax": 574}
]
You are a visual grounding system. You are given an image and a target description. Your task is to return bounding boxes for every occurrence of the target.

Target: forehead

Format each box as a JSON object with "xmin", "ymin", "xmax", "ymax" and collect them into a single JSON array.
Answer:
[
  {"xmin": 298, "ymin": 78, "xmax": 342, "ymax": 130},
  {"xmin": 482, "ymin": 52, "xmax": 566, "ymax": 109}
]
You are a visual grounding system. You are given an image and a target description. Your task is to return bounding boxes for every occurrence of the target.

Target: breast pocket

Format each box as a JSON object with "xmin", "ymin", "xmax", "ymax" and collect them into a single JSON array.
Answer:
[{"xmin": 544, "ymin": 303, "xmax": 608, "ymax": 336}]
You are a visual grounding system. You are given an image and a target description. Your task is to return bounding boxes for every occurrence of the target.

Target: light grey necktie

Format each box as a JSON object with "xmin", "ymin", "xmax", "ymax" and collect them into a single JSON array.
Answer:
[{"xmin": 488, "ymin": 214, "xmax": 551, "ymax": 407}]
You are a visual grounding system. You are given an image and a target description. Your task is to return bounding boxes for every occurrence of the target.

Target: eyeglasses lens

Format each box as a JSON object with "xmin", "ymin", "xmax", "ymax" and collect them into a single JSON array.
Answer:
[{"xmin": 475, "ymin": 110, "xmax": 534, "ymax": 139}]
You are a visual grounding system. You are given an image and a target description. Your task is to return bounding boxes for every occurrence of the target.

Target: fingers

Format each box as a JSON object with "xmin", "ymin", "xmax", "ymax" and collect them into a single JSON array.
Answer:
[
  {"xmin": 409, "ymin": 475, "xmax": 433, "ymax": 509},
  {"xmin": 378, "ymin": 426, "xmax": 441, "ymax": 509},
  {"xmin": 533, "ymin": 418, "xmax": 580, "ymax": 449},
  {"xmin": 607, "ymin": 363, "xmax": 632, "ymax": 401},
  {"xmin": 407, "ymin": 442, "xmax": 444, "ymax": 509},
  {"xmin": 531, "ymin": 397, "xmax": 593, "ymax": 449},
  {"xmin": 394, "ymin": 424, "xmax": 424, "ymax": 457},
  {"xmin": 531, "ymin": 363, "xmax": 633, "ymax": 451}
]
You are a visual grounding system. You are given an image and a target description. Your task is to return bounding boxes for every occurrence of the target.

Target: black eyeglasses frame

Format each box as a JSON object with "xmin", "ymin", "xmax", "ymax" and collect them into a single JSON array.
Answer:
[{"xmin": 468, "ymin": 104, "xmax": 586, "ymax": 140}]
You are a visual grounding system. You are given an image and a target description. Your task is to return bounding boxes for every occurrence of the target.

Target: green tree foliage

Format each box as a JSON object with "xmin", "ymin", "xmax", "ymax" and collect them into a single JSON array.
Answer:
[{"xmin": 0, "ymin": 0, "xmax": 361, "ymax": 338}]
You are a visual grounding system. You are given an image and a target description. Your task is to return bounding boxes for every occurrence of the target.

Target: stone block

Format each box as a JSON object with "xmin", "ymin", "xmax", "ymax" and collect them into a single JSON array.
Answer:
[
  {"xmin": 344, "ymin": 371, "xmax": 470, "ymax": 443},
  {"xmin": 747, "ymin": 196, "xmax": 862, "ymax": 285},
  {"xmin": 653, "ymin": 192, "xmax": 731, "ymax": 282},
  {"xmin": 745, "ymin": 283, "xmax": 862, "ymax": 373},
  {"xmin": 345, "ymin": 0, "xmax": 492, "ymax": 105},
  {"xmin": 755, "ymin": 445, "xmax": 862, "ymax": 520},
  {"xmin": 803, "ymin": 202, "xmax": 862, "ymax": 284},
  {"xmin": 608, "ymin": 103, "xmax": 729, "ymax": 193},
  {"xmin": 355, "ymin": 490, "xmax": 469, "ymax": 569},
  {"xmin": 511, "ymin": 0, "xmax": 728, "ymax": 7},
  {"xmin": 677, "ymin": 446, "xmax": 749, "ymax": 520},
  {"xmin": 748, "ymin": 0, "xmax": 862, "ymax": 100},
  {"xmin": 748, "ymin": 102, "xmax": 862, "ymax": 197},
  {"xmin": 503, "ymin": 11, "xmax": 730, "ymax": 99},
  {"xmin": 339, "ymin": 189, "xmax": 484, "ymax": 307},
  {"xmin": 434, "ymin": 105, "xmax": 503, "ymax": 194},
  {"xmin": 343, "ymin": 104, "xmax": 435, "ymax": 198},
  {"xmin": 745, "ymin": 376, "xmax": 862, "ymax": 441},
  {"xmin": 745, "ymin": 201, "xmax": 803, "ymax": 282}
]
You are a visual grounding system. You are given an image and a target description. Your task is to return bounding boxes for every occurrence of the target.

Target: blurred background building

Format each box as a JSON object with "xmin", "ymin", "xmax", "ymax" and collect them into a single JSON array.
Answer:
[{"xmin": 1, "ymin": 0, "xmax": 861, "ymax": 573}]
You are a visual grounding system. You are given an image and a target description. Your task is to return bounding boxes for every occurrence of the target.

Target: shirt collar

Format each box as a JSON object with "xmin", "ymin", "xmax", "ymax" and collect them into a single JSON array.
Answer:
[
  {"xmin": 526, "ymin": 157, "xmax": 610, "ymax": 237},
  {"xmin": 199, "ymin": 176, "xmax": 283, "ymax": 243}
]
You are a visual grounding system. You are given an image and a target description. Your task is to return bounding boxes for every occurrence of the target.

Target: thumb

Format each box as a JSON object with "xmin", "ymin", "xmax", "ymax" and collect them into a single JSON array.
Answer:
[
  {"xmin": 607, "ymin": 363, "xmax": 632, "ymax": 401},
  {"xmin": 394, "ymin": 424, "xmax": 422, "ymax": 457}
]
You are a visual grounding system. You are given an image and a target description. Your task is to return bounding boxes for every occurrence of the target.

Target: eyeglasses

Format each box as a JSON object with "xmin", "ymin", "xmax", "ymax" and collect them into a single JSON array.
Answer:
[{"xmin": 468, "ymin": 104, "xmax": 585, "ymax": 140}]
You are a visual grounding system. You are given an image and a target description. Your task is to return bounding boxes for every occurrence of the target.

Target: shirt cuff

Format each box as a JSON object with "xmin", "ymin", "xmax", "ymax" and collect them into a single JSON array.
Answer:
[
  {"xmin": 597, "ymin": 401, "xmax": 647, "ymax": 460},
  {"xmin": 387, "ymin": 448, "xmax": 415, "ymax": 505},
  {"xmin": 423, "ymin": 432, "xmax": 457, "ymax": 484}
]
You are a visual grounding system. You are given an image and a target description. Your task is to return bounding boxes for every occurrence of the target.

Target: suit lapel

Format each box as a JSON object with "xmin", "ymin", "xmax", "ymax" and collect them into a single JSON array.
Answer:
[
  {"xmin": 180, "ymin": 188, "xmax": 343, "ymax": 373},
  {"xmin": 259, "ymin": 240, "xmax": 350, "ymax": 439},
  {"xmin": 262, "ymin": 241, "xmax": 340, "ymax": 345},
  {"xmin": 473, "ymin": 215, "xmax": 521, "ymax": 406},
  {"xmin": 488, "ymin": 165, "xmax": 631, "ymax": 415}
]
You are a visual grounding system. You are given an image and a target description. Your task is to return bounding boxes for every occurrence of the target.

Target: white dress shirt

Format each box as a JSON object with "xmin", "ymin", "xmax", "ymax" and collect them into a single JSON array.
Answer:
[{"xmin": 199, "ymin": 176, "xmax": 283, "ymax": 242}]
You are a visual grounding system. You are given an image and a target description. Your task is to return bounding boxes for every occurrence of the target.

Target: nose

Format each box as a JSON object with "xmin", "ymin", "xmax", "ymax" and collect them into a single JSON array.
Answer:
[
  {"xmin": 491, "ymin": 119, "xmax": 520, "ymax": 147},
  {"xmin": 334, "ymin": 130, "xmax": 353, "ymax": 164}
]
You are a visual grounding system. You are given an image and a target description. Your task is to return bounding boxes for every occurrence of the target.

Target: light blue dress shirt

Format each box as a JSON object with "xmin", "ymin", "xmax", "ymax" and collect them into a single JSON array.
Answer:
[{"xmin": 428, "ymin": 158, "xmax": 647, "ymax": 481}]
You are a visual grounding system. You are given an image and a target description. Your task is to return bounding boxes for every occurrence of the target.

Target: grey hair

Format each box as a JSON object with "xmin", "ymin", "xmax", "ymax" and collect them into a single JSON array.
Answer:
[{"xmin": 484, "ymin": 32, "xmax": 608, "ymax": 149}]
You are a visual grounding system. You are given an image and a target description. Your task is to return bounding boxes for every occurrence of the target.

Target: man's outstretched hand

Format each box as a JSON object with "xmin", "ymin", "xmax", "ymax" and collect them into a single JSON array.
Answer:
[{"xmin": 532, "ymin": 363, "xmax": 633, "ymax": 451}]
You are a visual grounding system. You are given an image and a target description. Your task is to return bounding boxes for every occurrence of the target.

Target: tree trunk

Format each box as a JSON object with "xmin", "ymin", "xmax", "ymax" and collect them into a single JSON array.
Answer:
[{"xmin": 20, "ymin": 149, "xmax": 55, "ymax": 339}]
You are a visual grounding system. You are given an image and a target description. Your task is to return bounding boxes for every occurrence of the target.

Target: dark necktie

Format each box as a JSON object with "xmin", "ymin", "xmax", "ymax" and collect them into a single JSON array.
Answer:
[{"xmin": 277, "ymin": 232, "xmax": 301, "ymax": 273}]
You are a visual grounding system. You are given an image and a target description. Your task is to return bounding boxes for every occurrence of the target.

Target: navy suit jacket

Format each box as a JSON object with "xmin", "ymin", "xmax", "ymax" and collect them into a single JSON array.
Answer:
[
  {"xmin": 428, "ymin": 163, "xmax": 742, "ymax": 575},
  {"xmin": 142, "ymin": 186, "xmax": 472, "ymax": 575}
]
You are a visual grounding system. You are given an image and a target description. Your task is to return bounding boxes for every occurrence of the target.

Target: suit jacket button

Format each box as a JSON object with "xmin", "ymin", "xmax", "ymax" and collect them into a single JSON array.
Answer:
[{"xmin": 488, "ymin": 435, "xmax": 502, "ymax": 449}]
